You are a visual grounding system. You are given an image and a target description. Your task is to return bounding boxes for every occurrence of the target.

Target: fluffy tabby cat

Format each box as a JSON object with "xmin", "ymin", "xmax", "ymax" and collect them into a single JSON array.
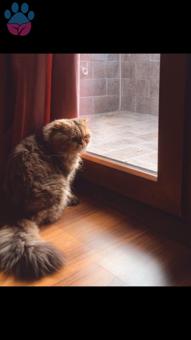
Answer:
[{"xmin": 0, "ymin": 118, "xmax": 91, "ymax": 281}]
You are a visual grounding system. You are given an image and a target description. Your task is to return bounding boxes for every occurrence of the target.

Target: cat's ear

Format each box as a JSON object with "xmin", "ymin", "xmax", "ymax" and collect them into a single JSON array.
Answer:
[{"xmin": 78, "ymin": 118, "xmax": 88, "ymax": 126}]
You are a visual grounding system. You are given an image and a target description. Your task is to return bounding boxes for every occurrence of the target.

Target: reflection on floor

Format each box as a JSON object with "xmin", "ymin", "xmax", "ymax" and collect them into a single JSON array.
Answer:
[
  {"xmin": 85, "ymin": 111, "xmax": 158, "ymax": 173},
  {"xmin": 2, "ymin": 193, "xmax": 191, "ymax": 286}
]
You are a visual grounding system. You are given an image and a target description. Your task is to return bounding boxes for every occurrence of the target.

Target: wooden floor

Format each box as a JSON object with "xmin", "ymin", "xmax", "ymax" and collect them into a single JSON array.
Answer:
[{"xmin": 1, "ymin": 193, "xmax": 191, "ymax": 286}]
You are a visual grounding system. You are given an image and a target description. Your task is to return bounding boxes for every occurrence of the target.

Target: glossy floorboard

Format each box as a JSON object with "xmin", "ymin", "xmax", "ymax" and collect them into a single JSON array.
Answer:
[{"xmin": 1, "ymin": 195, "xmax": 191, "ymax": 286}]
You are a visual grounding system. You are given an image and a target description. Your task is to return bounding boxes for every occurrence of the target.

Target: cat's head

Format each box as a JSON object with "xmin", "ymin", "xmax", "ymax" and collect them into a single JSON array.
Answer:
[{"xmin": 43, "ymin": 118, "xmax": 91, "ymax": 154}]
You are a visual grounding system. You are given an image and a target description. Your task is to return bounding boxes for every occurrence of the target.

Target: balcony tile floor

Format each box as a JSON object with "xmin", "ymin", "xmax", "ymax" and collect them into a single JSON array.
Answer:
[{"xmin": 85, "ymin": 111, "xmax": 158, "ymax": 173}]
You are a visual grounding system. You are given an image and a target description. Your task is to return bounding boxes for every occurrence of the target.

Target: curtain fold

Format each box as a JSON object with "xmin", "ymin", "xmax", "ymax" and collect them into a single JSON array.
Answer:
[
  {"xmin": 51, "ymin": 54, "xmax": 79, "ymax": 119},
  {"xmin": 0, "ymin": 53, "xmax": 79, "ymax": 179}
]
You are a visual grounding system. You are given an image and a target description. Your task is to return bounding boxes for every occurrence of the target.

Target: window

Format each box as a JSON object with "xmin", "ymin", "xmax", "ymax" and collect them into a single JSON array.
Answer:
[
  {"xmin": 80, "ymin": 54, "xmax": 160, "ymax": 174},
  {"xmin": 80, "ymin": 54, "xmax": 188, "ymax": 216}
]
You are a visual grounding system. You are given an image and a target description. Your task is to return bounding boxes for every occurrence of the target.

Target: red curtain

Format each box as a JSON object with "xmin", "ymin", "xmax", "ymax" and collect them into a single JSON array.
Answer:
[{"xmin": 0, "ymin": 53, "xmax": 79, "ymax": 178}]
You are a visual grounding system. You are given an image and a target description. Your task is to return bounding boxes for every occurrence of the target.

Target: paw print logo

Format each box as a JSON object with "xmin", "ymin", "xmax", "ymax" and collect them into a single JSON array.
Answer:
[{"xmin": 4, "ymin": 2, "xmax": 35, "ymax": 36}]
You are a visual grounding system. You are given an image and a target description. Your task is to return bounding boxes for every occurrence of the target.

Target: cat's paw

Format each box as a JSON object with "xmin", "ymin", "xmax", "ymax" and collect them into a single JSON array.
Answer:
[
  {"xmin": 4, "ymin": 2, "xmax": 35, "ymax": 36},
  {"xmin": 68, "ymin": 195, "xmax": 80, "ymax": 207}
]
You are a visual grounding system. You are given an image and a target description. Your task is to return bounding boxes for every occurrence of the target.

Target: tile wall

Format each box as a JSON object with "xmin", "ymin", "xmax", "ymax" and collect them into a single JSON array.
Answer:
[{"xmin": 80, "ymin": 54, "xmax": 160, "ymax": 115}]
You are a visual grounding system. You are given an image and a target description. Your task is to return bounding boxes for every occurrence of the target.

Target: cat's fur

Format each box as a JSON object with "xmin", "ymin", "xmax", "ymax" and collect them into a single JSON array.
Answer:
[{"xmin": 0, "ymin": 118, "xmax": 90, "ymax": 281}]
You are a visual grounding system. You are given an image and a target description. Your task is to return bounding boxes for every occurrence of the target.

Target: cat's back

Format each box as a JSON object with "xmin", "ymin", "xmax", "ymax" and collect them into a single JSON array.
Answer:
[
  {"xmin": 3, "ymin": 134, "xmax": 67, "ymax": 213},
  {"xmin": 10, "ymin": 134, "xmax": 47, "ymax": 173},
  {"xmin": 4, "ymin": 134, "xmax": 55, "ymax": 191}
]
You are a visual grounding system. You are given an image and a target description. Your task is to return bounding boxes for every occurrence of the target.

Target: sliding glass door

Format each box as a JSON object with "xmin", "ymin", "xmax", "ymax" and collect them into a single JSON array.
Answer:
[
  {"xmin": 79, "ymin": 54, "xmax": 188, "ymax": 216},
  {"xmin": 80, "ymin": 54, "xmax": 160, "ymax": 174}
]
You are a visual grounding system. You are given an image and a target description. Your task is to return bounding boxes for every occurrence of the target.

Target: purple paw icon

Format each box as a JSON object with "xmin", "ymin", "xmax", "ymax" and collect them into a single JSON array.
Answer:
[{"xmin": 4, "ymin": 2, "xmax": 35, "ymax": 36}]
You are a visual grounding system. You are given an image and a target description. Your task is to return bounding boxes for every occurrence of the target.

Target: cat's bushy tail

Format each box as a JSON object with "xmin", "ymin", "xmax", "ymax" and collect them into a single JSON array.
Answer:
[{"xmin": 0, "ymin": 219, "xmax": 64, "ymax": 281}]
